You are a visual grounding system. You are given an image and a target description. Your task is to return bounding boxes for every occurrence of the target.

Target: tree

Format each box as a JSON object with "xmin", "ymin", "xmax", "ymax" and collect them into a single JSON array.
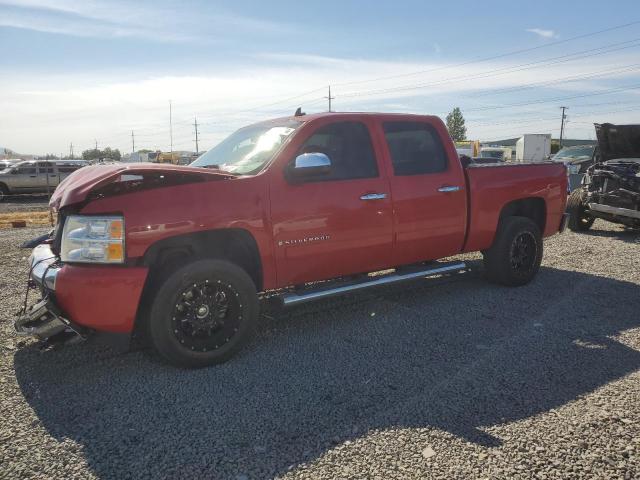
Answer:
[
  {"xmin": 446, "ymin": 107, "xmax": 467, "ymax": 142},
  {"xmin": 82, "ymin": 147, "xmax": 122, "ymax": 161}
]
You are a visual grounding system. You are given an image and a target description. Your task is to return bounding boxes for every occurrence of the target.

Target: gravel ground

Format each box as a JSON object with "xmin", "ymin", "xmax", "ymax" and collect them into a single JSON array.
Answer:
[
  {"xmin": 0, "ymin": 222, "xmax": 639, "ymax": 479},
  {"xmin": 0, "ymin": 196, "xmax": 49, "ymax": 214}
]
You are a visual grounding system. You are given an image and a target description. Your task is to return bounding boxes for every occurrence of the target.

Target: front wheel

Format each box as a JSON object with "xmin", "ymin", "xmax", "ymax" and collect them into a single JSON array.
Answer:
[
  {"xmin": 483, "ymin": 216, "xmax": 543, "ymax": 287},
  {"xmin": 566, "ymin": 189, "xmax": 595, "ymax": 232},
  {"xmin": 148, "ymin": 259, "xmax": 259, "ymax": 368}
]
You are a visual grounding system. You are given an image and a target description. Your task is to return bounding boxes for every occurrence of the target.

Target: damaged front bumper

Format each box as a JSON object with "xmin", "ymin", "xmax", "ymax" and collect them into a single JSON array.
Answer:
[{"xmin": 15, "ymin": 243, "xmax": 89, "ymax": 342}]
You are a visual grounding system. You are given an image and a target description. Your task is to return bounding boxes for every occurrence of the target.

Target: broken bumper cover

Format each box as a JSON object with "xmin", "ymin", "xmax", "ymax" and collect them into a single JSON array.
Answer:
[
  {"xmin": 29, "ymin": 243, "xmax": 60, "ymax": 290},
  {"xmin": 14, "ymin": 244, "xmax": 86, "ymax": 340},
  {"xmin": 15, "ymin": 243, "xmax": 149, "ymax": 338},
  {"xmin": 15, "ymin": 295, "xmax": 87, "ymax": 340}
]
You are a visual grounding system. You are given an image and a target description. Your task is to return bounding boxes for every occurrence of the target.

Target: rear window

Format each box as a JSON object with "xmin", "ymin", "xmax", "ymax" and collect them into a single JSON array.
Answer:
[{"xmin": 383, "ymin": 122, "xmax": 448, "ymax": 175}]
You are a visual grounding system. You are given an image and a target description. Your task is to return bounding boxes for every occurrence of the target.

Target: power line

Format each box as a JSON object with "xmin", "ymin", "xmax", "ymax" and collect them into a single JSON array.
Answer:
[
  {"xmin": 464, "ymin": 83, "xmax": 640, "ymax": 112},
  {"xmin": 468, "ymin": 62, "xmax": 640, "ymax": 98},
  {"xmin": 332, "ymin": 19, "xmax": 640, "ymax": 88},
  {"xmin": 337, "ymin": 39, "xmax": 640, "ymax": 100}
]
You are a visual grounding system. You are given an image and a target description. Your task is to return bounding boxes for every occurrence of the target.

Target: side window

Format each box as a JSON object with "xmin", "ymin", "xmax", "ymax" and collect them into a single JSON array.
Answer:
[
  {"xmin": 297, "ymin": 121, "xmax": 378, "ymax": 181},
  {"xmin": 16, "ymin": 165, "xmax": 37, "ymax": 174},
  {"xmin": 37, "ymin": 162, "xmax": 55, "ymax": 174},
  {"xmin": 383, "ymin": 122, "xmax": 448, "ymax": 175}
]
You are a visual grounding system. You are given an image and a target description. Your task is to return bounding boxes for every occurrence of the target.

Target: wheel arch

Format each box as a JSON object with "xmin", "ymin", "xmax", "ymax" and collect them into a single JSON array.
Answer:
[
  {"xmin": 133, "ymin": 228, "xmax": 264, "ymax": 345},
  {"xmin": 498, "ymin": 197, "xmax": 547, "ymax": 233},
  {"xmin": 141, "ymin": 228, "xmax": 264, "ymax": 291}
]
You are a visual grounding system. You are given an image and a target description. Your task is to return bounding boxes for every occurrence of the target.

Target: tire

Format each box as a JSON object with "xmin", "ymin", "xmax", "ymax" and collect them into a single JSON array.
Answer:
[
  {"xmin": 148, "ymin": 259, "xmax": 259, "ymax": 368},
  {"xmin": 483, "ymin": 216, "xmax": 543, "ymax": 287},
  {"xmin": 566, "ymin": 189, "xmax": 595, "ymax": 232},
  {"xmin": 0, "ymin": 184, "xmax": 8, "ymax": 202}
]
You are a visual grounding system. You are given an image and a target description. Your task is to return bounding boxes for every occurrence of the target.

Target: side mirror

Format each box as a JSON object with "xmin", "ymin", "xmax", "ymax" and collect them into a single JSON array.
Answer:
[{"xmin": 289, "ymin": 153, "xmax": 331, "ymax": 179}]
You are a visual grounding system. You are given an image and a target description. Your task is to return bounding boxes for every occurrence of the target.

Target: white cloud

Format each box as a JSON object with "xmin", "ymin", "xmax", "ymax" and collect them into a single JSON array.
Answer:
[
  {"xmin": 0, "ymin": 0, "xmax": 293, "ymax": 42},
  {"xmin": 2, "ymin": 52, "xmax": 639, "ymax": 153},
  {"xmin": 526, "ymin": 28, "xmax": 558, "ymax": 39}
]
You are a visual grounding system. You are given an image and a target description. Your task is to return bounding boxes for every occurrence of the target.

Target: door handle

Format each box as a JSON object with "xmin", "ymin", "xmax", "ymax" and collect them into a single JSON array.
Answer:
[
  {"xmin": 360, "ymin": 193, "xmax": 387, "ymax": 201},
  {"xmin": 437, "ymin": 185, "xmax": 461, "ymax": 193}
]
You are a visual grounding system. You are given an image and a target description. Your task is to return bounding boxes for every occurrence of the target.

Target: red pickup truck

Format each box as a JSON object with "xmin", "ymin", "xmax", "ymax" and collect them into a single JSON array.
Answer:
[{"xmin": 17, "ymin": 112, "xmax": 568, "ymax": 367}]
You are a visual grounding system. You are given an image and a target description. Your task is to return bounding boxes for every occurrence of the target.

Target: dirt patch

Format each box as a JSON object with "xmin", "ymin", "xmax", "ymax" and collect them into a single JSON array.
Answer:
[{"xmin": 0, "ymin": 210, "xmax": 55, "ymax": 229}]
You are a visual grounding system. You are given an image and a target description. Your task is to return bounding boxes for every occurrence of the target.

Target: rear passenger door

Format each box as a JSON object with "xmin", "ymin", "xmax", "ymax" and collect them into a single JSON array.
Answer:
[
  {"xmin": 380, "ymin": 120, "xmax": 467, "ymax": 266},
  {"xmin": 270, "ymin": 119, "xmax": 393, "ymax": 286},
  {"xmin": 36, "ymin": 162, "xmax": 59, "ymax": 190}
]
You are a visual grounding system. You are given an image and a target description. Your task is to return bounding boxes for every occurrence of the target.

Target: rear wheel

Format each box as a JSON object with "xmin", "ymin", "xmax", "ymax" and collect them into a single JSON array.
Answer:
[
  {"xmin": 483, "ymin": 216, "xmax": 543, "ymax": 287},
  {"xmin": 148, "ymin": 259, "xmax": 259, "ymax": 368},
  {"xmin": 566, "ymin": 189, "xmax": 595, "ymax": 232}
]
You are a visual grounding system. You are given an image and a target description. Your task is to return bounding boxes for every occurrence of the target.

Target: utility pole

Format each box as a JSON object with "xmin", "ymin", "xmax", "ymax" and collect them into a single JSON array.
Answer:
[
  {"xmin": 559, "ymin": 106, "xmax": 568, "ymax": 148},
  {"xmin": 131, "ymin": 130, "xmax": 135, "ymax": 153},
  {"xmin": 193, "ymin": 117, "xmax": 200, "ymax": 154},
  {"xmin": 69, "ymin": 142, "xmax": 74, "ymax": 159},
  {"xmin": 95, "ymin": 139, "xmax": 98, "ymax": 150},
  {"xmin": 169, "ymin": 100, "xmax": 173, "ymax": 154},
  {"xmin": 325, "ymin": 85, "xmax": 335, "ymax": 112}
]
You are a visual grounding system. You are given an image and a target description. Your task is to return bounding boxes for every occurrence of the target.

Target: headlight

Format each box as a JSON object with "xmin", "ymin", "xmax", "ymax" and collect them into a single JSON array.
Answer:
[{"xmin": 60, "ymin": 215, "xmax": 125, "ymax": 264}]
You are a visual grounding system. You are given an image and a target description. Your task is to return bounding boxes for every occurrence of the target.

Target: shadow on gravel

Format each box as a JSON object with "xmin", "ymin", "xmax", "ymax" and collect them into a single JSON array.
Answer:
[
  {"xmin": 580, "ymin": 226, "xmax": 640, "ymax": 245},
  {"xmin": 13, "ymin": 266, "xmax": 640, "ymax": 479}
]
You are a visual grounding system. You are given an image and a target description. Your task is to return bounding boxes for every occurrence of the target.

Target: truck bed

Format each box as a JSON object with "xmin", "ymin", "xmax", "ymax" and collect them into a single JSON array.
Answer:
[{"xmin": 463, "ymin": 162, "xmax": 567, "ymax": 252}]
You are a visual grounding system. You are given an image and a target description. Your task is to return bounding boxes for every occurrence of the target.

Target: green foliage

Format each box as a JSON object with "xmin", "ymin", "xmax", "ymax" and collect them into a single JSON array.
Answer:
[
  {"xmin": 446, "ymin": 107, "xmax": 467, "ymax": 142},
  {"xmin": 82, "ymin": 147, "xmax": 121, "ymax": 161}
]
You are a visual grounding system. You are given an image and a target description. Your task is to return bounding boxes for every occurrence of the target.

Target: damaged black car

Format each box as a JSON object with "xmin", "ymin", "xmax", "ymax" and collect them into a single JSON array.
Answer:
[{"xmin": 567, "ymin": 123, "xmax": 640, "ymax": 232}]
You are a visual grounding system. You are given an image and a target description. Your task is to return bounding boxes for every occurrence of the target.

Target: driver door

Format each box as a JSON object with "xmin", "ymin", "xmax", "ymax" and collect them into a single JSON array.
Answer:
[{"xmin": 269, "ymin": 119, "xmax": 393, "ymax": 287}]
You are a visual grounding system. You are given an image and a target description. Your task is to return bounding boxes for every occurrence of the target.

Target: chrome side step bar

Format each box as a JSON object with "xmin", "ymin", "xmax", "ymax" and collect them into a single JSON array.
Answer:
[{"xmin": 281, "ymin": 261, "xmax": 467, "ymax": 307}]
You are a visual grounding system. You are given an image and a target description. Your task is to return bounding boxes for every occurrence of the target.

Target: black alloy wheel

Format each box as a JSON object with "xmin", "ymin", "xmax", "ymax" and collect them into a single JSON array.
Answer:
[{"xmin": 148, "ymin": 259, "xmax": 259, "ymax": 368}]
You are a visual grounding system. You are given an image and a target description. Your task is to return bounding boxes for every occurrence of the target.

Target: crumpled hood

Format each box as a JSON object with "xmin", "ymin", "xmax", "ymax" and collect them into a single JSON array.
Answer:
[
  {"xmin": 595, "ymin": 123, "xmax": 640, "ymax": 162},
  {"xmin": 50, "ymin": 162, "xmax": 233, "ymax": 209}
]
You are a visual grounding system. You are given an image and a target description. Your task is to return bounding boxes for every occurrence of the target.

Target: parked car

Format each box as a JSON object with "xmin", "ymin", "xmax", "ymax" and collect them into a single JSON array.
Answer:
[
  {"xmin": 16, "ymin": 112, "xmax": 568, "ymax": 367},
  {"xmin": 566, "ymin": 123, "xmax": 640, "ymax": 231},
  {"xmin": 0, "ymin": 160, "xmax": 88, "ymax": 201},
  {"xmin": 552, "ymin": 145, "xmax": 596, "ymax": 191},
  {"xmin": 0, "ymin": 159, "xmax": 20, "ymax": 171}
]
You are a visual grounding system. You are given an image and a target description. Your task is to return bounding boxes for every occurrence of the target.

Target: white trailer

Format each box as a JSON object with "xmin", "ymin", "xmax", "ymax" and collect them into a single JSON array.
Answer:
[{"xmin": 515, "ymin": 134, "xmax": 551, "ymax": 162}]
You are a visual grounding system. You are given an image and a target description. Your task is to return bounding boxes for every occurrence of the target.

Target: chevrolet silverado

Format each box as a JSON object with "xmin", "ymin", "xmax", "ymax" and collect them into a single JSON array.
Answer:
[{"xmin": 16, "ymin": 112, "xmax": 568, "ymax": 367}]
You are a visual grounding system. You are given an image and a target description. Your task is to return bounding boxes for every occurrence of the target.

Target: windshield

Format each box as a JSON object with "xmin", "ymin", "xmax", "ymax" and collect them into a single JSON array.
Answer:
[
  {"xmin": 554, "ymin": 146, "xmax": 594, "ymax": 161},
  {"xmin": 190, "ymin": 120, "xmax": 301, "ymax": 175}
]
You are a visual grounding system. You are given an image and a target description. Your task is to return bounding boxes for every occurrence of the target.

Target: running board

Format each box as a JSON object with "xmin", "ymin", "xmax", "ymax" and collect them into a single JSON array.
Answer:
[{"xmin": 281, "ymin": 261, "xmax": 467, "ymax": 307}]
